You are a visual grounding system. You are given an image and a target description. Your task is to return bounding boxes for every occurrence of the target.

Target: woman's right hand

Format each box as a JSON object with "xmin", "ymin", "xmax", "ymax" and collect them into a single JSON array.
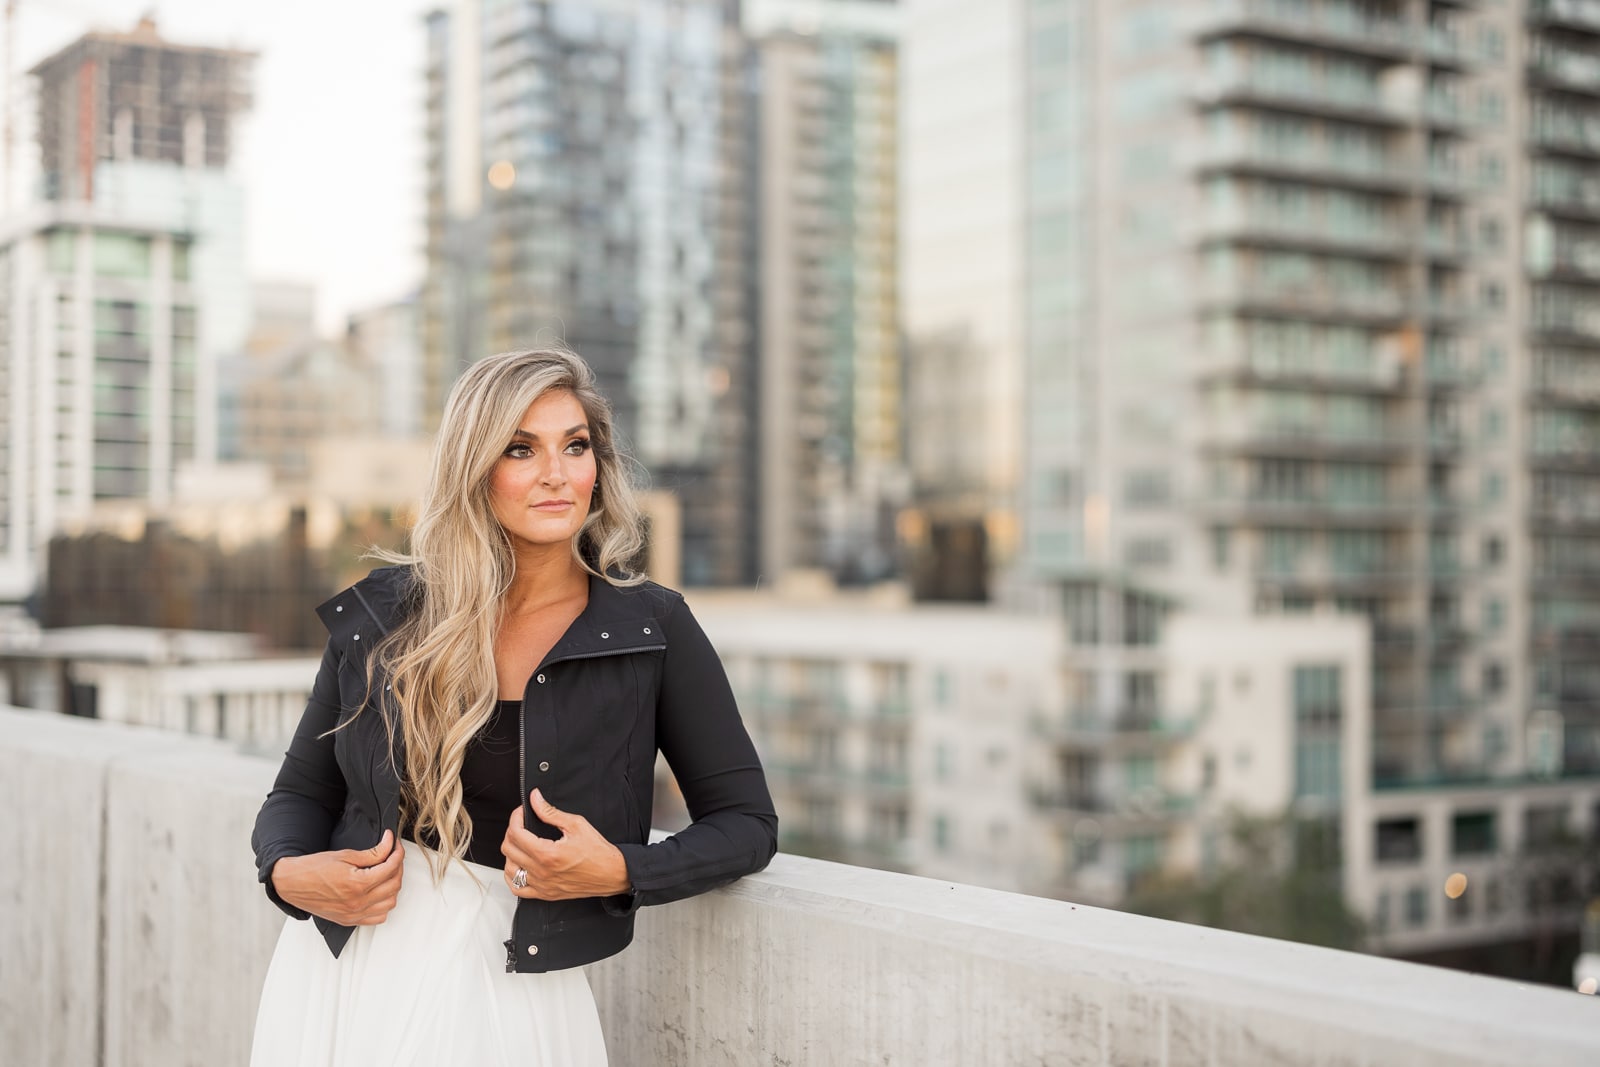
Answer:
[{"xmin": 268, "ymin": 829, "xmax": 405, "ymax": 926}]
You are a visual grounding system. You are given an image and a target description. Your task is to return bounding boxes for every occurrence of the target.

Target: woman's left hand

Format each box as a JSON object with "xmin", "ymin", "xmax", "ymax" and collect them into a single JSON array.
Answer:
[{"xmin": 502, "ymin": 789, "xmax": 632, "ymax": 900}]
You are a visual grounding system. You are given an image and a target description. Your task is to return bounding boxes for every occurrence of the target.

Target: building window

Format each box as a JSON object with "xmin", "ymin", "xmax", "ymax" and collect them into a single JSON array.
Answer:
[
  {"xmin": 933, "ymin": 814, "xmax": 952, "ymax": 853},
  {"xmin": 1376, "ymin": 817, "xmax": 1422, "ymax": 864},
  {"xmin": 93, "ymin": 233, "xmax": 152, "ymax": 279},
  {"xmin": 869, "ymin": 804, "xmax": 908, "ymax": 844},
  {"xmin": 1211, "ymin": 527, "xmax": 1230, "ymax": 570},
  {"xmin": 1124, "ymin": 834, "xmax": 1162, "ymax": 878},
  {"xmin": 48, "ymin": 229, "xmax": 77, "ymax": 274},
  {"xmin": 1482, "ymin": 661, "xmax": 1505, "ymax": 697},
  {"xmin": 1123, "ymin": 469, "xmax": 1171, "ymax": 508},
  {"xmin": 1063, "ymin": 584, "xmax": 1100, "ymax": 644},
  {"xmin": 1478, "ymin": 151, "xmax": 1503, "ymax": 189},
  {"xmin": 1405, "ymin": 886, "xmax": 1428, "ymax": 927},
  {"xmin": 1124, "ymin": 755, "xmax": 1156, "ymax": 793},
  {"xmin": 1293, "ymin": 665, "xmax": 1342, "ymax": 799},
  {"xmin": 1451, "ymin": 811, "xmax": 1497, "ymax": 856},
  {"xmin": 1525, "ymin": 805, "xmax": 1570, "ymax": 850},
  {"xmin": 1125, "ymin": 537, "xmax": 1172, "ymax": 568}
]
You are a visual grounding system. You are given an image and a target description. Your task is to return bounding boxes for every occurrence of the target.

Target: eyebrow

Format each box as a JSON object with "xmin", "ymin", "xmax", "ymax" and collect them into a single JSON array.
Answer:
[{"xmin": 510, "ymin": 423, "xmax": 589, "ymax": 441}]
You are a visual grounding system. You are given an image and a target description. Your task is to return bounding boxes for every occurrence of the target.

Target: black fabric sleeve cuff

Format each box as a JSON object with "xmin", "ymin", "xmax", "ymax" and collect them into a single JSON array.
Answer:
[{"xmin": 258, "ymin": 853, "xmax": 312, "ymax": 921}]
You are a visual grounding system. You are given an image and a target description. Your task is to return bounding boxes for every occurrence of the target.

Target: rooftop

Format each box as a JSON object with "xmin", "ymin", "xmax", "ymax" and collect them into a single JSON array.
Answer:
[{"xmin": 3, "ymin": 705, "xmax": 1596, "ymax": 1065}]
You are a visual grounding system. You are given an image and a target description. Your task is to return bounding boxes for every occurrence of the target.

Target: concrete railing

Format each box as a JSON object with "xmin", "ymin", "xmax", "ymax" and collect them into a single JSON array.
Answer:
[{"xmin": 2, "ymin": 707, "xmax": 1597, "ymax": 1067}]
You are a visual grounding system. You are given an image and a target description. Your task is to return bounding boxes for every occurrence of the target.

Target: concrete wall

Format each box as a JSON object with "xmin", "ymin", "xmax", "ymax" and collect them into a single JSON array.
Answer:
[{"xmin": 2, "ymin": 706, "xmax": 1597, "ymax": 1067}]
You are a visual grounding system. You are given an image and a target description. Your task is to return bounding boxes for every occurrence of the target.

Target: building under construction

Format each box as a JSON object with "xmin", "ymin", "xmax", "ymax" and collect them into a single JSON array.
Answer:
[
  {"xmin": 0, "ymin": 18, "xmax": 255, "ymax": 605},
  {"xmin": 30, "ymin": 16, "xmax": 253, "ymax": 202}
]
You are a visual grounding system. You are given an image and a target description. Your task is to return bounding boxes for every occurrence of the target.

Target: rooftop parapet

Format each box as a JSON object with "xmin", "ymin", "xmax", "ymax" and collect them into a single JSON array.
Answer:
[{"xmin": 1, "ymin": 706, "xmax": 1595, "ymax": 1066}]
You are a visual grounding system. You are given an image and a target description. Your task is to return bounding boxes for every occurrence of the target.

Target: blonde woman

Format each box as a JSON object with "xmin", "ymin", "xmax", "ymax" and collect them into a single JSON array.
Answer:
[{"xmin": 249, "ymin": 349, "xmax": 777, "ymax": 1066}]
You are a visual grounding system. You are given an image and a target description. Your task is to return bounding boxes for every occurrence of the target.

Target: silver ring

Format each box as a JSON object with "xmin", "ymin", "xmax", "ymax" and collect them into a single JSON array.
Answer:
[{"xmin": 511, "ymin": 867, "xmax": 528, "ymax": 890}]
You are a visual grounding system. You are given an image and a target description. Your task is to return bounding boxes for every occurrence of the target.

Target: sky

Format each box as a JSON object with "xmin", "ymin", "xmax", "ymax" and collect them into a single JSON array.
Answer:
[{"xmin": 8, "ymin": 0, "xmax": 437, "ymax": 332}]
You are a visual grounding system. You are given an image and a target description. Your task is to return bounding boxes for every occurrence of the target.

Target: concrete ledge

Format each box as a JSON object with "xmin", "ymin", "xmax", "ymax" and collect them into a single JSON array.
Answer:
[{"xmin": 3, "ymin": 708, "xmax": 1597, "ymax": 1066}]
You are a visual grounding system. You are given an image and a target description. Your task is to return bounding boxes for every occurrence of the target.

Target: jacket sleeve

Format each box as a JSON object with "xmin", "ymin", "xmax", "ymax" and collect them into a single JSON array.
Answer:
[
  {"xmin": 605, "ymin": 595, "xmax": 778, "ymax": 914},
  {"xmin": 251, "ymin": 639, "xmax": 350, "ymax": 919}
]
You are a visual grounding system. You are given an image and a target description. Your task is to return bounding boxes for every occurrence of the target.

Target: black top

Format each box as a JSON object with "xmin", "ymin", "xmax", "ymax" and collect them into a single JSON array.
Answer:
[{"xmin": 459, "ymin": 699, "xmax": 523, "ymax": 869}]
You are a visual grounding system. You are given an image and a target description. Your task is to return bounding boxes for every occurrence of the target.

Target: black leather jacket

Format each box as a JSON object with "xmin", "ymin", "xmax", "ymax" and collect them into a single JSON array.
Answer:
[{"xmin": 251, "ymin": 565, "xmax": 778, "ymax": 972}]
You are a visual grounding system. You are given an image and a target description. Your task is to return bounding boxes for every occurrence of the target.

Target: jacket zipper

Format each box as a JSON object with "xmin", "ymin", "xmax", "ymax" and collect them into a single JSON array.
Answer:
[{"xmin": 509, "ymin": 641, "xmax": 666, "ymax": 971}]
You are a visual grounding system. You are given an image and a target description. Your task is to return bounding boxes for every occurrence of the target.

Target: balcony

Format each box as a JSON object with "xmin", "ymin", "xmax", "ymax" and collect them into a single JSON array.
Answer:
[
  {"xmin": 1530, "ymin": 443, "xmax": 1600, "ymax": 471},
  {"xmin": 6, "ymin": 706, "xmax": 1596, "ymax": 1065},
  {"xmin": 1532, "ymin": 182, "xmax": 1600, "ymax": 221},
  {"xmin": 1030, "ymin": 708, "xmax": 1199, "ymax": 751},
  {"xmin": 1424, "ymin": 359, "xmax": 1483, "ymax": 391},
  {"xmin": 766, "ymin": 760, "xmax": 910, "ymax": 795},
  {"xmin": 1528, "ymin": 45, "xmax": 1600, "ymax": 93},
  {"xmin": 1200, "ymin": 280, "xmax": 1408, "ymax": 324},
  {"xmin": 1531, "ymin": 122, "xmax": 1600, "ymax": 161},
  {"xmin": 1203, "ymin": 421, "xmax": 1440, "ymax": 459},
  {"xmin": 1528, "ymin": 0, "xmax": 1600, "ymax": 35},
  {"xmin": 1189, "ymin": 139, "xmax": 1474, "ymax": 196},
  {"xmin": 1195, "ymin": 71, "xmax": 1476, "ymax": 134},
  {"xmin": 1254, "ymin": 559, "xmax": 1418, "ymax": 590},
  {"xmin": 1193, "ymin": 73, "xmax": 1417, "ymax": 127},
  {"xmin": 1194, "ymin": 211, "xmax": 1413, "ymax": 259},
  {"xmin": 1197, "ymin": 492, "xmax": 1416, "ymax": 526},
  {"xmin": 1029, "ymin": 782, "xmax": 1197, "ymax": 826},
  {"xmin": 1186, "ymin": 1, "xmax": 1412, "ymax": 61}
]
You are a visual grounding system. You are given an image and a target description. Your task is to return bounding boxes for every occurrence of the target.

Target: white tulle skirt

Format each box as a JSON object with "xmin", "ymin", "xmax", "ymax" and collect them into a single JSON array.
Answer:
[{"xmin": 250, "ymin": 843, "xmax": 608, "ymax": 1066}]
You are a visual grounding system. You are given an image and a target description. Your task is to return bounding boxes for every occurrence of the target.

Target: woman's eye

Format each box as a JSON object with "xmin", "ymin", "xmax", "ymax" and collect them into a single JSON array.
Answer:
[
  {"xmin": 565, "ymin": 439, "xmax": 591, "ymax": 455},
  {"xmin": 505, "ymin": 444, "xmax": 532, "ymax": 458}
]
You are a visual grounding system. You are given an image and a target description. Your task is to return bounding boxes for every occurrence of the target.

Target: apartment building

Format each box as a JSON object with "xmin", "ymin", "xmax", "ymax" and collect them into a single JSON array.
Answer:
[
  {"xmin": 689, "ymin": 583, "xmax": 1377, "ymax": 906},
  {"xmin": 420, "ymin": 0, "xmax": 759, "ymax": 586},
  {"xmin": 0, "ymin": 19, "xmax": 254, "ymax": 602},
  {"xmin": 901, "ymin": 0, "xmax": 1600, "ymax": 955},
  {"xmin": 747, "ymin": 1, "xmax": 907, "ymax": 584}
]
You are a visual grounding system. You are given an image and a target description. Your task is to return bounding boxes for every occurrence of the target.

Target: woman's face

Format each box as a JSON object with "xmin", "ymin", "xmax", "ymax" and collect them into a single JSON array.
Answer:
[{"xmin": 488, "ymin": 389, "xmax": 598, "ymax": 556}]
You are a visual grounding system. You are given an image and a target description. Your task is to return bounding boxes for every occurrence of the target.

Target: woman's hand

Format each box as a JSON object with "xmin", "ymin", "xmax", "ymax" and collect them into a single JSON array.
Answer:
[
  {"xmin": 269, "ymin": 829, "xmax": 405, "ymax": 925},
  {"xmin": 503, "ymin": 790, "xmax": 631, "ymax": 900}
]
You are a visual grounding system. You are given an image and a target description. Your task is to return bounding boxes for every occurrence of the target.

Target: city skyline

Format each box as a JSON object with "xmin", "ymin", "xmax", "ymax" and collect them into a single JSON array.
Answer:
[{"xmin": 6, "ymin": 0, "xmax": 432, "ymax": 332}]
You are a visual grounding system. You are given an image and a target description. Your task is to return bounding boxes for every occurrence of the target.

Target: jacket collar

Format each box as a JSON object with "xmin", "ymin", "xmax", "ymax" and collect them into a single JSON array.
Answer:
[{"xmin": 316, "ymin": 565, "xmax": 673, "ymax": 661}]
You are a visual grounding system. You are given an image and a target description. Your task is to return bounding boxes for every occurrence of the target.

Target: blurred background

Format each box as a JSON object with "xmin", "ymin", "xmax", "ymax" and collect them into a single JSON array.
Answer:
[{"xmin": 2, "ymin": 0, "xmax": 1599, "ymax": 992}]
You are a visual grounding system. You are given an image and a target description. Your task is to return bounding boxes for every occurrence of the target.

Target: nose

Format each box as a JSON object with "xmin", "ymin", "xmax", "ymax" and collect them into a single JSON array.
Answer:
[{"xmin": 537, "ymin": 450, "xmax": 567, "ymax": 486}]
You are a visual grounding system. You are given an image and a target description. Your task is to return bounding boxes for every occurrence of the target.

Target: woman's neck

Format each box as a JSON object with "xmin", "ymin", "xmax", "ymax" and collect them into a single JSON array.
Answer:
[{"xmin": 503, "ymin": 547, "xmax": 588, "ymax": 616}]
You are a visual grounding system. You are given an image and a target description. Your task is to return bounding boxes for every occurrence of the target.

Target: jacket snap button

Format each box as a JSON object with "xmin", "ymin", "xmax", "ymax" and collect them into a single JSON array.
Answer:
[
  {"xmin": 536, "ymin": 673, "xmax": 545, "ymax": 684},
  {"xmin": 335, "ymin": 605, "xmax": 343, "ymax": 612},
  {"xmin": 643, "ymin": 627, "xmax": 651, "ymax": 635},
  {"xmin": 539, "ymin": 761, "xmax": 550, "ymax": 772},
  {"xmin": 600, "ymin": 632, "xmax": 609, "ymax": 639},
  {"xmin": 353, "ymin": 633, "xmax": 361, "ymax": 641},
  {"xmin": 527, "ymin": 944, "xmax": 539, "ymax": 956}
]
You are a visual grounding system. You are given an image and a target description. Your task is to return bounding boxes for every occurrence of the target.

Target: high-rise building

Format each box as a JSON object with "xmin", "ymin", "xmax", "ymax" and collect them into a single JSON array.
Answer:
[
  {"xmin": 421, "ymin": 0, "xmax": 759, "ymax": 585},
  {"xmin": 902, "ymin": 0, "xmax": 1600, "ymax": 957},
  {"xmin": 346, "ymin": 294, "xmax": 424, "ymax": 441},
  {"xmin": 0, "ymin": 18, "xmax": 253, "ymax": 602},
  {"xmin": 746, "ymin": 1, "xmax": 905, "ymax": 585}
]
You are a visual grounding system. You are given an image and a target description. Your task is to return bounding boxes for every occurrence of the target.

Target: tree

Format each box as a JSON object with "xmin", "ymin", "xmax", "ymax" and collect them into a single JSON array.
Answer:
[{"xmin": 1124, "ymin": 808, "xmax": 1366, "ymax": 951}]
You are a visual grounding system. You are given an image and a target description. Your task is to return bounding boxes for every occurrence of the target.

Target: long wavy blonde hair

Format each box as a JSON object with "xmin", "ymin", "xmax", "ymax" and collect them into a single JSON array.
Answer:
[{"xmin": 372, "ymin": 347, "xmax": 648, "ymax": 878}]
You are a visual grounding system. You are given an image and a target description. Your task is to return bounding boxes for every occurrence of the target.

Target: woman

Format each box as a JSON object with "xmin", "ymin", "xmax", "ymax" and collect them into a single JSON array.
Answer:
[{"xmin": 249, "ymin": 348, "xmax": 778, "ymax": 1066}]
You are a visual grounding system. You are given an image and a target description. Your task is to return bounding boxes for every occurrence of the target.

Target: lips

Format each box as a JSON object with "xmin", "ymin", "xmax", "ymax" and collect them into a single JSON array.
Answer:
[{"xmin": 531, "ymin": 501, "xmax": 572, "ymax": 511}]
